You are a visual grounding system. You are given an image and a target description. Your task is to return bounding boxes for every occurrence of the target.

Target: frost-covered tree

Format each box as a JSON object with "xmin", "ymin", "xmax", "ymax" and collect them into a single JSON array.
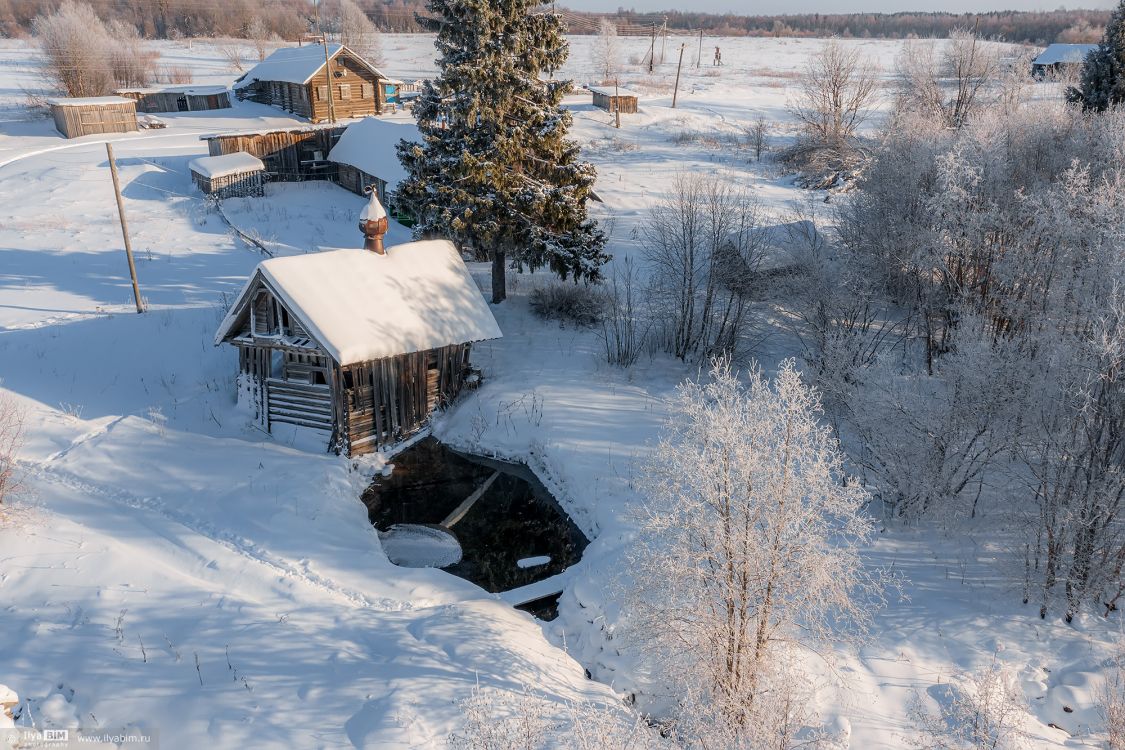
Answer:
[
  {"xmin": 34, "ymin": 1, "xmax": 116, "ymax": 96},
  {"xmin": 0, "ymin": 393, "xmax": 23, "ymax": 511},
  {"xmin": 591, "ymin": 18, "xmax": 620, "ymax": 83},
  {"xmin": 335, "ymin": 0, "xmax": 382, "ymax": 66},
  {"xmin": 1068, "ymin": 0, "xmax": 1125, "ymax": 112},
  {"xmin": 897, "ymin": 31, "xmax": 1002, "ymax": 129},
  {"xmin": 396, "ymin": 0, "xmax": 607, "ymax": 303},
  {"xmin": 629, "ymin": 358, "xmax": 881, "ymax": 744}
]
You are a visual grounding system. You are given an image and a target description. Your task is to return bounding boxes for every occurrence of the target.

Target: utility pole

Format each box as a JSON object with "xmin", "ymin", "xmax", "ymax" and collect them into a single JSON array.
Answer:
[
  {"xmin": 672, "ymin": 44, "xmax": 685, "ymax": 108},
  {"xmin": 105, "ymin": 143, "xmax": 144, "ymax": 314},
  {"xmin": 314, "ymin": 0, "xmax": 336, "ymax": 124},
  {"xmin": 614, "ymin": 78, "xmax": 621, "ymax": 129},
  {"xmin": 322, "ymin": 37, "xmax": 337, "ymax": 124},
  {"xmin": 648, "ymin": 22, "xmax": 656, "ymax": 73},
  {"xmin": 696, "ymin": 28, "xmax": 703, "ymax": 68},
  {"xmin": 659, "ymin": 20, "xmax": 667, "ymax": 64}
]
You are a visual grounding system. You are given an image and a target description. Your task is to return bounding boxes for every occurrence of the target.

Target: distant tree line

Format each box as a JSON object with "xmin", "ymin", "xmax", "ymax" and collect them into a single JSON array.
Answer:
[{"xmin": 0, "ymin": 0, "xmax": 1110, "ymax": 44}]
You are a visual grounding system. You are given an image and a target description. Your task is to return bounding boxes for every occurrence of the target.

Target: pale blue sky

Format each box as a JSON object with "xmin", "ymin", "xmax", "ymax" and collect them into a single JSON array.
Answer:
[{"xmin": 563, "ymin": 0, "xmax": 1114, "ymax": 13}]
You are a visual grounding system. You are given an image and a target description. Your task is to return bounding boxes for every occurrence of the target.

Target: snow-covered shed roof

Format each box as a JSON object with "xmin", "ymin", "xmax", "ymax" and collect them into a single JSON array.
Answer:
[
  {"xmin": 233, "ymin": 43, "xmax": 386, "ymax": 89},
  {"xmin": 1033, "ymin": 43, "xmax": 1098, "ymax": 66},
  {"xmin": 188, "ymin": 152, "xmax": 265, "ymax": 179},
  {"xmin": 588, "ymin": 86, "xmax": 639, "ymax": 98},
  {"xmin": 327, "ymin": 117, "xmax": 419, "ymax": 189},
  {"xmin": 214, "ymin": 241, "xmax": 501, "ymax": 365},
  {"xmin": 47, "ymin": 96, "xmax": 136, "ymax": 106},
  {"xmin": 116, "ymin": 84, "xmax": 228, "ymax": 96}
]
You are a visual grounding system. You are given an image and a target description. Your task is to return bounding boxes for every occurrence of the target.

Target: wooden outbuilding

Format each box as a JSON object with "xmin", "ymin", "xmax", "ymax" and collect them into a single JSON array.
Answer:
[
  {"xmin": 201, "ymin": 124, "xmax": 345, "ymax": 182},
  {"xmin": 189, "ymin": 152, "xmax": 266, "ymax": 198},
  {"xmin": 590, "ymin": 86, "xmax": 638, "ymax": 114},
  {"xmin": 327, "ymin": 116, "xmax": 418, "ymax": 207},
  {"xmin": 233, "ymin": 43, "xmax": 387, "ymax": 123},
  {"xmin": 1031, "ymin": 44, "xmax": 1098, "ymax": 78},
  {"xmin": 116, "ymin": 85, "xmax": 231, "ymax": 113},
  {"xmin": 49, "ymin": 96, "xmax": 138, "ymax": 138},
  {"xmin": 214, "ymin": 194, "xmax": 502, "ymax": 456}
]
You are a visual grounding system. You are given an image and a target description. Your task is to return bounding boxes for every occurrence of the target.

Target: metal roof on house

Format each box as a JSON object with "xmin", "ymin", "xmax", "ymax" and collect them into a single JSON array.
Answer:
[{"xmin": 1033, "ymin": 43, "xmax": 1098, "ymax": 66}]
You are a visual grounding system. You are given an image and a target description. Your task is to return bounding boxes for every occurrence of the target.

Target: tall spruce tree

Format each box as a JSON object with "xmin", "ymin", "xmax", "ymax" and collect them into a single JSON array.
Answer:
[
  {"xmin": 395, "ymin": 0, "xmax": 607, "ymax": 303},
  {"xmin": 1067, "ymin": 1, "xmax": 1122, "ymax": 111}
]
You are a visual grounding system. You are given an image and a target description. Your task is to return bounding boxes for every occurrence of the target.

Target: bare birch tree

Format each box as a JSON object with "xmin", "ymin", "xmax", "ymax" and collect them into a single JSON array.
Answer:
[
  {"xmin": 591, "ymin": 18, "xmax": 620, "ymax": 83},
  {"xmin": 629, "ymin": 358, "xmax": 882, "ymax": 745},
  {"xmin": 643, "ymin": 174, "xmax": 768, "ymax": 361}
]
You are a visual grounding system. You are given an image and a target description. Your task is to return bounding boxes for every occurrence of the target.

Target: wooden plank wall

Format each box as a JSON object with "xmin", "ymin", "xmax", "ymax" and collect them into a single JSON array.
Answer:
[
  {"xmin": 341, "ymin": 344, "xmax": 470, "ymax": 456},
  {"xmin": 51, "ymin": 102, "xmax": 138, "ymax": 138},
  {"xmin": 205, "ymin": 128, "xmax": 344, "ymax": 181},
  {"xmin": 192, "ymin": 170, "xmax": 264, "ymax": 199}
]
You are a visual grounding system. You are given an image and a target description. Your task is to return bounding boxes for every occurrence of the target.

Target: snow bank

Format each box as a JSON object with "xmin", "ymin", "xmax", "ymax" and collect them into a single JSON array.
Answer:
[
  {"xmin": 327, "ymin": 116, "xmax": 419, "ymax": 190},
  {"xmin": 188, "ymin": 152, "xmax": 264, "ymax": 179},
  {"xmin": 215, "ymin": 241, "xmax": 502, "ymax": 365}
]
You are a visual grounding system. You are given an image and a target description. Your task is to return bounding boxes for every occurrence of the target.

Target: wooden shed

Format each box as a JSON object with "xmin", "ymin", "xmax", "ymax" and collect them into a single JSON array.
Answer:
[
  {"xmin": 189, "ymin": 152, "xmax": 265, "ymax": 198},
  {"xmin": 201, "ymin": 124, "xmax": 345, "ymax": 182},
  {"xmin": 327, "ymin": 116, "xmax": 418, "ymax": 207},
  {"xmin": 49, "ymin": 96, "xmax": 138, "ymax": 138},
  {"xmin": 214, "ymin": 223, "xmax": 501, "ymax": 456},
  {"xmin": 233, "ymin": 43, "xmax": 386, "ymax": 123},
  {"xmin": 590, "ymin": 86, "xmax": 638, "ymax": 114},
  {"xmin": 115, "ymin": 85, "xmax": 231, "ymax": 113}
]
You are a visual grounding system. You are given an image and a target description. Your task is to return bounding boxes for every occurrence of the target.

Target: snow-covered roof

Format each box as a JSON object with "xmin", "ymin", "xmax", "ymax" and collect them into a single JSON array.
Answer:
[
  {"xmin": 233, "ymin": 43, "xmax": 386, "ymax": 89},
  {"xmin": 1033, "ymin": 43, "xmax": 1098, "ymax": 66},
  {"xmin": 47, "ymin": 96, "xmax": 136, "ymax": 106},
  {"xmin": 201, "ymin": 122, "xmax": 343, "ymax": 141},
  {"xmin": 588, "ymin": 86, "xmax": 639, "ymax": 97},
  {"xmin": 116, "ymin": 85, "xmax": 228, "ymax": 96},
  {"xmin": 215, "ymin": 241, "xmax": 502, "ymax": 365},
  {"xmin": 189, "ymin": 151, "xmax": 265, "ymax": 179},
  {"xmin": 327, "ymin": 117, "xmax": 419, "ymax": 189}
]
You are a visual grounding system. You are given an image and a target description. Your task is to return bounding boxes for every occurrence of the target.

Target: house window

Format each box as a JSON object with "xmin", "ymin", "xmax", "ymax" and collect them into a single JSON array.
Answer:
[
  {"xmin": 316, "ymin": 85, "xmax": 328, "ymax": 101},
  {"xmin": 361, "ymin": 83, "xmax": 374, "ymax": 100},
  {"xmin": 338, "ymin": 84, "xmax": 351, "ymax": 100}
]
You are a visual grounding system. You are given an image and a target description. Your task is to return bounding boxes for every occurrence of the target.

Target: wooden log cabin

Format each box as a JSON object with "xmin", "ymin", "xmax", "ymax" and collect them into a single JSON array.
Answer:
[
  {"xmin": 214, "ymin": 195, "xmax": 501, "ymax": 456},
  {"xmin": 201, "ymin": 124, "xmax": 345, "ymax": 182},
  {"xmin": 233, "ymin": 43, "xmax": 386, "ymax": 123},
  {"xmin": 115, "ymin": 85, "xmax": 231, "ymax": 113},
  {"xmin": 590, "ymin": 86, "xmax": 639, "ymax": 114},
  {"xmin": 49, "ymin": 96, "xmax": 138, "ymax": 138}
]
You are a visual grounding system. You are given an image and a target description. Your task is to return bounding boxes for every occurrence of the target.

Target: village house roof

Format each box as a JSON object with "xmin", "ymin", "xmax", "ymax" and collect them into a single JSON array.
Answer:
[
  {"xmin": 588, "ymin": 86, "xmax": 639, "ymax": 97},
  {"xmin": 188, "ymin": 151, "xmax": 265, "ymax": 179},
  {"xmin": 115, "ymin": 84, "xmax": 228, "ymax": 96},
  {"xmin": 327, "ymin": 117, "xmax": 419, "ymax": 190},
  {"xmin": 1033, "ymin": 43, "xmax": 1098, "ymax": 66},
  {"xmin": 233, "ymin": 43, "xmax": 386, "ymax": 89},
  {"xmin": 214, "ymin": 241, "xmax": 502, "ymax": 366}
]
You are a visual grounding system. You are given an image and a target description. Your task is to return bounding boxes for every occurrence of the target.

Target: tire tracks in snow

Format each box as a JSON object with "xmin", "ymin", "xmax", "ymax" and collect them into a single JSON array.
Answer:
[{"xmin": 24, "ymin": 461, "xmax": 408, "ymax": 613}]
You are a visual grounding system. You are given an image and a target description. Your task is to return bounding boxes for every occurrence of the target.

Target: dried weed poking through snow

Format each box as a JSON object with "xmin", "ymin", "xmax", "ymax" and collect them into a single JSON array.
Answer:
[{"xmin": 0, "ymin": 392, "xmax": 25, "ymax": 524}]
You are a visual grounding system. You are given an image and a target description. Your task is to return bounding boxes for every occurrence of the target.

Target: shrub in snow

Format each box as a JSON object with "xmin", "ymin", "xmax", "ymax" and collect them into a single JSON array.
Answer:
[
  {"xmin": 529, "ymin": 282, "xmax": 607, "ymax": 328},
  {"xmin": 0, "ymin": 394, "xmax": 23, "ymax": 511},
  {"xmin": 642, "ymin": 174, "xmax": 767, "ymax": 361},
  {"xmin": 906, "ymin": 654, "xmax": 1031, "ymax": 750},
  {"xmin": 896, "ymin": 31, "xmax": 1002, "ymax": 129},
  {"xmin": 448, "ymin": 684, "xmax": 662, "ymax": 750},
  {"xmin": 33, "ymin": 1, "xmax": 155, "ymax": 96},
  {"xmin": 1101, "ymin": 649, "xmax": 1125, "ymax": 750},
  {"xmin": 602, "ymin": 258, "xmax": 649, "ymax": 368},
  {"xmin": 627, "ymin": 358, "xmax": 882, "ymax": 745}
]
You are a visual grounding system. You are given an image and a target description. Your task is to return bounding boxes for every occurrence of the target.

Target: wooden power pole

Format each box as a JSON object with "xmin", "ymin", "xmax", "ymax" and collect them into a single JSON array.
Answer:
[
  {"xmin": 648, "ymin": 23, "xmax": 656, "ymax": 73},
  {"xmin": 696, "ymin": 28, "xmax": 703, "ymax": 68},
  {"xmin": 314, "ymin": 0, "xmax": 336, "ymax": 124},
  {"xmin": 614, "ymin": 78, "xmax": 621, "ymax": 129},
  {"xmin": 105, "ymin": 143, "xmax": 144, "ymax": 313},
  {"xmin": 672, "ymin": 44, "xmax": 685, "ymax": 108}
]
